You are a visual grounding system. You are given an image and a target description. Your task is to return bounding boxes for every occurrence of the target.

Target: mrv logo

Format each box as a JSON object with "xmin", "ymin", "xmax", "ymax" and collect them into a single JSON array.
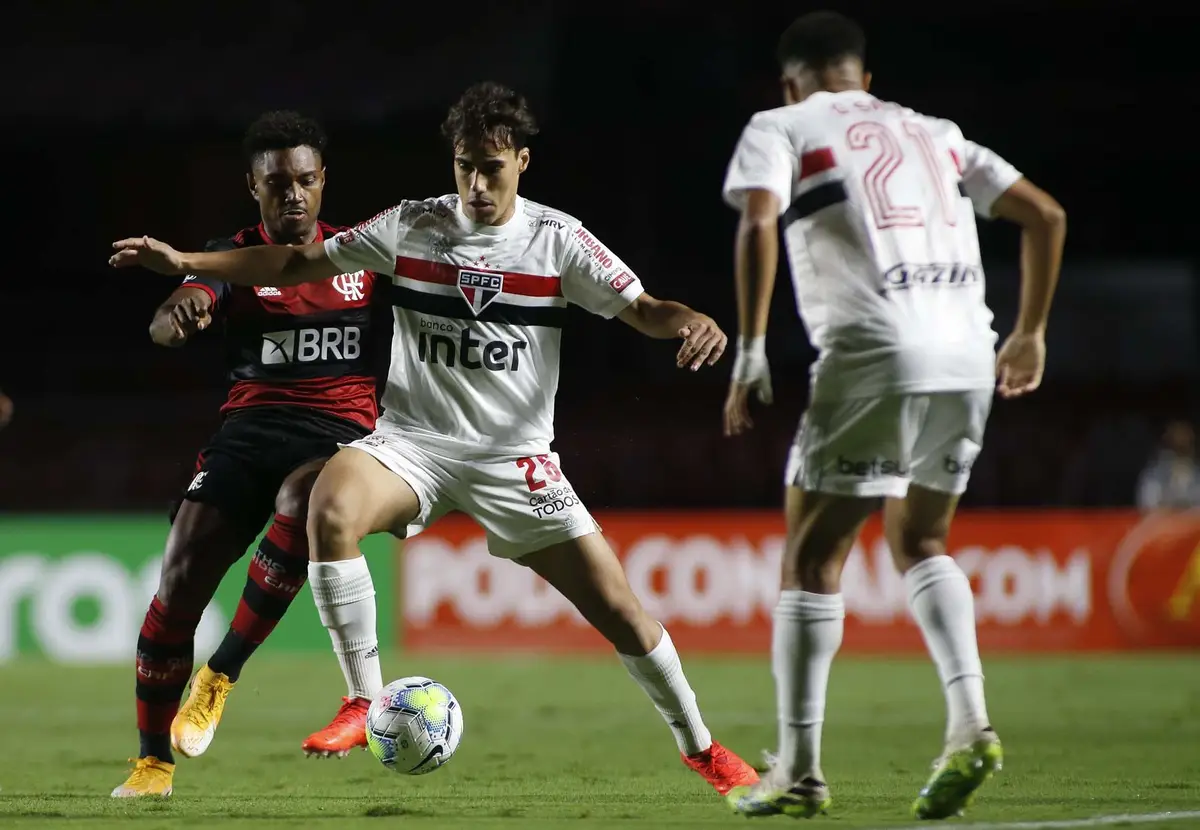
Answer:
[
  {"xmin": 882, "ymin": 262, "xmax": 983, "ymax": 291},
  {"xmin": 261, "ymin": 326, "xmax": 361, "ymax": 364},
  {"xmin": 417, "ymin": 320, "xmax": 528, "ymax": 372}
]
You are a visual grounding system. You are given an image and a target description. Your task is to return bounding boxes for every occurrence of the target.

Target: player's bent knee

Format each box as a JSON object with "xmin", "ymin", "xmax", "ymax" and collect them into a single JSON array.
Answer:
[
  {"xmin": 783, "ymin": 489, "xmax": 875, "ymax": 593},
  {"xmin": 883, "ymin": 487, "xmax": 958, "ymax": 571},
  {"xmin": 520, "ymin": 533, "xmax": 660, "ymax": 655},
  {"xmin": 307, "ymin": 490, "xmax": 366, "ymax": 561},
  {"xmin": 158, "ymin": 502, "xmax": 249, "ymax": 611},
  {"xmin": 275, "ymin": 458, "xmax": 327, "ymax": 519}
]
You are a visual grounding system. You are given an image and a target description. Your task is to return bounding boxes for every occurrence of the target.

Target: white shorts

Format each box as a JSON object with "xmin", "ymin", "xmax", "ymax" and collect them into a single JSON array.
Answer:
[
  {"xmin": 345, "ymin": 424, "xmax": 597, "ymax": 559},
  {"xmin": 785, "ymin": 390, "xmax": 993, "ymax": 499}
]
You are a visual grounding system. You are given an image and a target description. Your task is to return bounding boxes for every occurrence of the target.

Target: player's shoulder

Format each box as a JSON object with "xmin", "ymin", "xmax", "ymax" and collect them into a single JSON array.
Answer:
[
  {"xmin": 521, "ymin": 197, "xmax": 583, "ymax": 236},
  {"xmin": 337, "ymin": 197, "xmax": 454, "ymax": 241},
  {"xmin": 875, "ymin": 98, "xmax": 964, "ymax": 140},
  {"xmin": 743, "ymin": 104, "xmax": 797, "ymax": 137},
  {"xmin": 204, "ymin": 224, "xmax": 261, "ymax": 252}
]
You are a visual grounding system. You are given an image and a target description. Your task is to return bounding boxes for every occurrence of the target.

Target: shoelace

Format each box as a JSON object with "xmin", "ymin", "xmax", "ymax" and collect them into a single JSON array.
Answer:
[
  {"xmin": 125, "ymin": 758, "xmax": 162, "ymax": 782},
  {"xmin": 330, "ymin": 697, "xmax": 365, "ymax": 728},
  {"xmin": 185, "ymin": 680, "xmax": 226, "ymax": 726}
]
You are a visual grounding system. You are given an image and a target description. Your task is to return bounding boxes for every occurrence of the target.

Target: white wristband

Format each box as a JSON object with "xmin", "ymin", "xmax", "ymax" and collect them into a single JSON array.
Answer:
[
  {"xmin": 736, "ymin": 335, "xmax": 766, "ymax": 358},
  {"xmin": 732, "ymin": 335, "xmax": 768, "ymax": 386}
]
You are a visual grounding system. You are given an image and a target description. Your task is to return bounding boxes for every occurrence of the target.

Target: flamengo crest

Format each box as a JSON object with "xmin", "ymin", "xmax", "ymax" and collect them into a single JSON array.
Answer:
[
  {"xmin": 457, "ymin": 269, "xmax": 503, "ymax": 315},
  {"xmin": 333, "ymin": 271, "xmax": 366, "ymax": 302}
]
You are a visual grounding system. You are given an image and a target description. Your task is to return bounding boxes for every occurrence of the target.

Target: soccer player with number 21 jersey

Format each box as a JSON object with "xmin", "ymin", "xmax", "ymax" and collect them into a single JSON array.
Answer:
[
  {"xmin": 111, "ymin": 82, "xmax": 760, "ymax": 798},
  {"xmin": 720, "ymin": 11, "xmax": 1066, "ymax": 821}
]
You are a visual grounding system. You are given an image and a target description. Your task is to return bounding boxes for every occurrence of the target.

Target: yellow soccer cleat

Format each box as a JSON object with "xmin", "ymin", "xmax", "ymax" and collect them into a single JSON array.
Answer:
[
  {"xmin": 110, "ymin": 756, "xmax": 175, "ymax": 798},
  {"xmin": 912, "ymin": 729, "xmax": 1004, "ymax": 820},
  {"xmin": 171, "ymin": 664, "xmax": 235, "ymax": 758}
]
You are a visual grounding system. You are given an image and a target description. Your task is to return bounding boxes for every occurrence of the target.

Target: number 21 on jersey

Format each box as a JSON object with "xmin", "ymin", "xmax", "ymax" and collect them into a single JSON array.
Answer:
[{"xmin": 845, "ymin": 121, "xmax": 958, "ymax": 230}]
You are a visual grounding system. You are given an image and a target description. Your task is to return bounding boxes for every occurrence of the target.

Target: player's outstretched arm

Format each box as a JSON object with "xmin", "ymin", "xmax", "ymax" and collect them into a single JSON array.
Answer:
[
  {"xmin": 724, "ymin": 188, "xmax": 780, "ymax": 436},
  {"xmin": 618, "ymin": 294, "xmax": 728, "ymax": 371},
  {"xmin": 990, "ymin": 178, "xmax": 1067, "ymax": 398},
  {"xmin": 110, "ymin": 237, "xmax": 339, "ymax": 288},
  {"xmin": 149, "ymin": 287, "xmax": 214, "ymax": 348}
]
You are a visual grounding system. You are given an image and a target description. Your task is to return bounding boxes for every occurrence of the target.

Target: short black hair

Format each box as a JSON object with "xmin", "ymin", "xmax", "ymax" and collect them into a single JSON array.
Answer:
[
  {"xmin": 242, "ymin": 110, "xmax": 328, "ymax": 169},
  {"xmin": 777, "ymin": 11, "xmax": 866, "ymax": 72},
  {"xmin": 441, "ymin": 82, "xmax": 540, "ymax": 152}
]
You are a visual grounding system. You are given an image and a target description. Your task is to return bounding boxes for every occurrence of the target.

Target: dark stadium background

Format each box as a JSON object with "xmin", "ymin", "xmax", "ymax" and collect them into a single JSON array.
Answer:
[{"xmin": 2, "ymin": 0, "xmax": 1194, "ymax": 512}]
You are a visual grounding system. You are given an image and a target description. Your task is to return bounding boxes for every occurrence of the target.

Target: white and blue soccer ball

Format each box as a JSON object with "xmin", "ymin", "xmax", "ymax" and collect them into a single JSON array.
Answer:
[{"xmin": 365, "ymin": 676, "xmax": 463, "ymax": 775}]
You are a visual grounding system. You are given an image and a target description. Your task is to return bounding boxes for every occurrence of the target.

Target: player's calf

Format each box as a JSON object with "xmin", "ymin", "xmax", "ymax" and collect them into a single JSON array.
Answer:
[
  {"xmin": 519, "ymin": 533, "xmax": 758, "ymax": 795},
  {"xmin": 885, "ymin": 488, "xmax": 991, "ymax": 748},
  {"xmin": 135, "ymin": 596, "xmax": 204, "ymax": 765},
  {"xmin": 767, "ymin": 489, "xmax": 875, "ymax": 791},
  {"xmin": 301, "ymin": 446, "xmax": 422, "ymax": 755},
  {"xmin": 207, "ymin": 472, "xmax": 316, "ymax": 684}
]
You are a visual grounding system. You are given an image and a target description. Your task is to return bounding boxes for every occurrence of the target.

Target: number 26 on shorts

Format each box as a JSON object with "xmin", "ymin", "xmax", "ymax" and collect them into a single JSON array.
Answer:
[{"xmin": 516, "ymin": 455, "xmax": 562, "ymax": 492}]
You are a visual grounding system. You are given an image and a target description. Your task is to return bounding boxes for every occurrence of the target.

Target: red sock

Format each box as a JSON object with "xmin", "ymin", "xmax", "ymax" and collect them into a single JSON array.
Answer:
[
  {"xmin": 207, "ymin": 513, "xmax": 309, "ymax": 682},
  {"xmin": 136, "ymin": 596, "xmax": 202, "ymax": 761}
]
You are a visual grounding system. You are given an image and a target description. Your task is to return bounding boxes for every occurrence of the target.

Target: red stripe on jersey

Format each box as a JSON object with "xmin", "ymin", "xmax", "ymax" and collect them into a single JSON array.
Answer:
[
  {"xmin": 949, "ymin": 149, "xmax": 963, "ymax": 176},
  {"xmin": 394, "ymin": 255, "xmax": 563, "ymax": 298},
  {"xmin": 184, "ymin": 281, "xmax": 219, "ymax": 306},
  {"xmin": 221, "ymin": 376, "xmax": 378, "ymax": 430},
  {"xmin": 799, "ymin": 148, "xmax": 836, "ymax": 180}
]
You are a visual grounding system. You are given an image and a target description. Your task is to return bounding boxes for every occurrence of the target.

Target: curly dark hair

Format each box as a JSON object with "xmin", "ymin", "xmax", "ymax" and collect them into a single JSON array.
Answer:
[
  {"xmin": 777, "ymin": 11, "xmax": 866, "ymax": 71},
  {"xmin": 242, "ymin": 110, "xmax": 328, "ymax": 169},
  {"xmin": 441, "ymin": 82, "xmax": 540, "ymax": 151}
]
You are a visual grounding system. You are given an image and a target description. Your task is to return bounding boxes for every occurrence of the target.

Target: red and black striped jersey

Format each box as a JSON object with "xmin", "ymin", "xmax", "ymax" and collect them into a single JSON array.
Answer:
[{"xmin": 181, "ymin": 221, "xmax": 380, "ymax": 430}]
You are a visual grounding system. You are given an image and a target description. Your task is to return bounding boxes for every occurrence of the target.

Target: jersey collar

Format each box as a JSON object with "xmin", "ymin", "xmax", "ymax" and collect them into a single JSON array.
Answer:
[
  {"xmin": 257, "ymin": 221, "xmax": 325, "ymax": 246},
  {"xmin": 454, "ymin": 195, "xmax": 525, "ymax": 237}
]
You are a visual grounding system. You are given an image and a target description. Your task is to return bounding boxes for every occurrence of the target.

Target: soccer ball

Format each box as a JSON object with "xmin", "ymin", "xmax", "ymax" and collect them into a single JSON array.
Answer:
[{"xmin": 365, "ymin": 676, "xmax": 463, "ymax": 775}]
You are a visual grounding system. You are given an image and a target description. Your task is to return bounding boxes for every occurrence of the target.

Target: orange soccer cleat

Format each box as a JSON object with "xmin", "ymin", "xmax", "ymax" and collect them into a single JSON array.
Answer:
[
  {"xmin": 301, "ymin": 696, "xmax": 371, "ymax": 757},
  {"xmin": 682, "ymin": 740, "xmax": 761, "ymax": 796}
]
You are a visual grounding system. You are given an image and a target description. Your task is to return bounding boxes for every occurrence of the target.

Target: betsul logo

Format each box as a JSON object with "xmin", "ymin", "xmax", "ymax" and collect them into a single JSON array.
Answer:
[{"xmin": 1108, "ymin": 511, "xmax": 1200, "ymax": 646}]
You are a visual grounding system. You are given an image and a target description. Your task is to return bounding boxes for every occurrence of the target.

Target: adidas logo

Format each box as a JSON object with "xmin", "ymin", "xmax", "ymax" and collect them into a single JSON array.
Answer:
[
  {"xmin": 365, "ymin": 646, "xmax": 379, "ymax": 659},
  {"xmin": 256, "ymin": 286, "xmax": 282, "ymax": 297}
]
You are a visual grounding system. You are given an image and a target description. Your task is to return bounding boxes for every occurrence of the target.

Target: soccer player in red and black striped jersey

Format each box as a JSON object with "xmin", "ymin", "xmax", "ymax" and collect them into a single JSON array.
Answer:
[{"xmin": 113, "ymin": 112, "xmax": 382, "ymax": 798}]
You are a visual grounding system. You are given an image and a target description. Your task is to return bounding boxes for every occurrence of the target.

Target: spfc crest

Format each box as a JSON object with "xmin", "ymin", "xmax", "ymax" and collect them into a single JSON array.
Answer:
[{"xmin": 457, "ymin": 269, "xmax": 503, "ymax": 315}]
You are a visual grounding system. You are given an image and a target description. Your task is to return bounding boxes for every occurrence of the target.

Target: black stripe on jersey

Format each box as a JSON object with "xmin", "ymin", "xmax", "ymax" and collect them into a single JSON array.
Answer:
[
  {"xmin": 388, "ymin": 284, "xmax": 566, "ymax": 328},
  {"xmin": 782, "ymin": 181, "xmax": 848, "ymax": 227},
  {"xmin": 230, "ymin": 359, "xmax": 371, "ymax": 382},
  {"xmin": 225, "ymin": 307, "xmax": 372, "ymax": 334}
]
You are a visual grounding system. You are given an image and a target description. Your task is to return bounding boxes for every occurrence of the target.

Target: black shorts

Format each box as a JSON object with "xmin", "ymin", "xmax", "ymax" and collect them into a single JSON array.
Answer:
[{"xmin": 172, "ymin": 405, "xmax": 370, "ymax": 534}]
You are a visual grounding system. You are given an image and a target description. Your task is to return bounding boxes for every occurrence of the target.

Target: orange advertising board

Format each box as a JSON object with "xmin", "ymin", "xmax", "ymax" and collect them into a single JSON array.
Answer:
[{"xmin": 398, "ymin": 510, "xmax": 1200, "ymax": 653}]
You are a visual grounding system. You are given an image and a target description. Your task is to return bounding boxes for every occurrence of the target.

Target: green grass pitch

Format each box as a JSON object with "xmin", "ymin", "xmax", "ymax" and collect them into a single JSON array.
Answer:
[{"xmin": 2, "ymin": 654, "xmax": 1198, "ymax": 829}]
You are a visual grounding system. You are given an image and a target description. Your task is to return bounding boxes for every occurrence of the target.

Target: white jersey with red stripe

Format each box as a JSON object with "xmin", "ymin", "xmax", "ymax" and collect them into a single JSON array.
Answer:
[
  {"xmin": 324, "ymin": 194, "xmax": 643, "ymax": 457},
  {"xmin": 722, "ymin": 89, "xmax": 1022, "ymax": 402}
]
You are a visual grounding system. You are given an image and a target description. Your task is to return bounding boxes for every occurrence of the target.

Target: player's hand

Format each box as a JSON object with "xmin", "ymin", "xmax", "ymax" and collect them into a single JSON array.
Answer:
[
  {"xmin": 995, "ymin": 330, "xmax": 1046, "ymax": 398},
  {"xmin": 159, "ymin": 296, "xmax": 212, "ymax": 346},
  {"xmin": 723, "ymin": 336, "xmax": 773, "ymax": 436},
  {"xmin": 110, "ymin": 236, "xmax": 187, "ymax": 276},
  {"xmin": 0, "ymin": 391, "xmax": 12, "ymax": 430},
  {"xmin": 676, "ymin": 316, "xmax": 727, "ymax": 371}
]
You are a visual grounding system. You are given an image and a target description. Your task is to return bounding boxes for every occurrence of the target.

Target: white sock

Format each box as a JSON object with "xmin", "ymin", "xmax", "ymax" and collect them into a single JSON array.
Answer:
[
  {"xmin": 618, "ymin": 626, "xmax": 713, "ymax": 756},
  {"xmin": 773, "ymin": 590, "xmax": 844, "ymax": 783},
  {"xmin": 905, "ymin": 555, "xmax": 990, "ymax": 746},
  {"xmin": 309, "ymin": 557, "xmax": 383, "ymax": 700}
]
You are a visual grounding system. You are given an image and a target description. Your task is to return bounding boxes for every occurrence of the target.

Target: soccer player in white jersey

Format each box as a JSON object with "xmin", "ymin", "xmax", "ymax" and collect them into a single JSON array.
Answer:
[
  {"xmin": 111, "ymin": 81, "xmax": 761, "ymax": 797},
  {"xmin": 719, "ymin": 12, "xmax": 1066, "ymax": 821}
]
